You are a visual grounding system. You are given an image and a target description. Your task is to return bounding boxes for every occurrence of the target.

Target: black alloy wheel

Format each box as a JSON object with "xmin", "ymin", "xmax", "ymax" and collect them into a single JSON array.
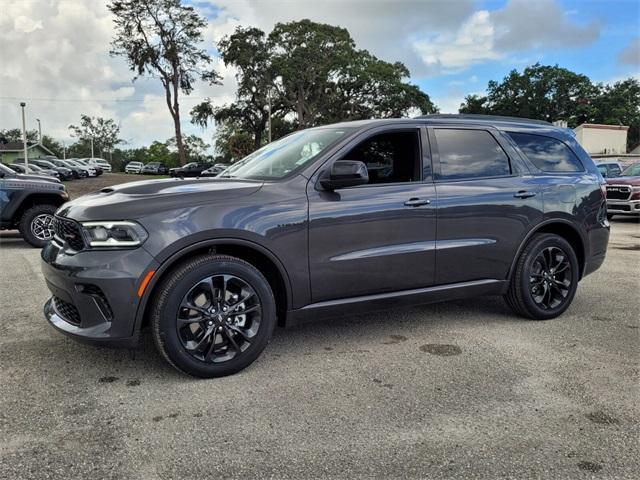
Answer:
[
  {"xmin": 151, "ymin": 254, "xmax": 276, "ymax": 378},
  {"xmin": 177, "ymin": 274, "xmax": 262, "ymax": 363},
  {"xmin": 505, "ymin": 233, "xmax": 579, "ymax": 320},
  {"xmin": 528, "ymin": 246, "xmax": 572, "ymax": 310}
]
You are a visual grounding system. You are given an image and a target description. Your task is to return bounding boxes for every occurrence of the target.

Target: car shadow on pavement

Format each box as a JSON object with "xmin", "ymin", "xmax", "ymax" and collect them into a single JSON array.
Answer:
[{"xmin": 36, "ymin": 294, "xmax": 519, "ymax": 380}]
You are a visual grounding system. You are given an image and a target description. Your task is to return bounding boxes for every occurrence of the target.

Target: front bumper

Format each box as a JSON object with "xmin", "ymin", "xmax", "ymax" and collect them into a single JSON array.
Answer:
[
  {"xmin": 41, "ymin": 240, "xmax": 159, "ymax": 346},
  {"xmin": 607, "ymin": 199, "xmax": 640, "ymax": 216}
]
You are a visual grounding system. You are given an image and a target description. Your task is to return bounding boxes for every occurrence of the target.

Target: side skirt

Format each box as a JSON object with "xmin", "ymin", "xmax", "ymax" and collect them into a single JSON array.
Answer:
[{"xmin": 284, "ymin": 279, "xmax": 507, "ymax": 327}]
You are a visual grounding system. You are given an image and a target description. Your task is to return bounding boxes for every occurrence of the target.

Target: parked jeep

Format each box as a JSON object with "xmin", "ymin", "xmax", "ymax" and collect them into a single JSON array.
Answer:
[
  {"xmin": 41, "ymin": 115, "xmax": 609, "ymax": 378},
  {"xmin": 0, "ymin": 162, "xmax": 69, "ymax": 247}
]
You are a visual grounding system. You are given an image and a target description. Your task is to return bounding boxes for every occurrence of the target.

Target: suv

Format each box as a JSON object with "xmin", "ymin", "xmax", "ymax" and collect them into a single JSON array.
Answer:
[
  {"xmin": 41, "ymin": 115, "xmax": 609, "ymax": 378},
  {"xmin": 141, "ymin": 162, "xmax": 168, "ymax": 175},
  {"xmin": 125, "ymin": 161, "xmax": 144, "ymax": 174},
  {"xmin": 82, "ymin": 158, "xmax": 112, "ymax": 173},
  {"xmin": 13, "ymin": 159, "xmax": 74, "ymax": 181},
  {"xmin": 169, "ymin": 162, "xmax": 211, "ymax": 177},
  {"xmin": 0, "ymin": 163, "xmax": 69, "ymax": 247},
  {"xmin": 605, "ymin": 162, "xmax": 640, "ymax": 218}
]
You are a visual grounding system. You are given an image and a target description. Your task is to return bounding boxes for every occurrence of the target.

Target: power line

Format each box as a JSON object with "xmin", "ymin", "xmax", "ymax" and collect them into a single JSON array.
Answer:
[{"xmin": 0, "ymin": 95, "xmax": 213, "ymax": 103}]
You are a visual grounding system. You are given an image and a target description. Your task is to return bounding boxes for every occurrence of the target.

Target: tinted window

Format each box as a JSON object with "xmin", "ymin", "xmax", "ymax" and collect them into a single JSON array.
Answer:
[
  {"xmin": 341, "ymin": 131, "xmax": 420, "ymax": 184},
  {"xmin": 434, "ymin": 129, "xmax": 510, "ymax": 180},
  {"xmin": 508, "ymin": 132, "xmax": 583, "ymax": 172}
]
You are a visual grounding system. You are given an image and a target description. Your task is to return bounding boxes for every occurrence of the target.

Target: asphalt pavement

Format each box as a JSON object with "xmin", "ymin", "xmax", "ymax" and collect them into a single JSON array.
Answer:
[{"xmin": 0, "ymin": 219, "xmax": 638, "ymax": 479}]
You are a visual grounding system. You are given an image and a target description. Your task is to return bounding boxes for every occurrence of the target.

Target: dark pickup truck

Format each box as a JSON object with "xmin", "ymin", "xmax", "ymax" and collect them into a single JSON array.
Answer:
[{"xmin": 0, "ymin": 162, "xmax": 69, "ymax": 247}]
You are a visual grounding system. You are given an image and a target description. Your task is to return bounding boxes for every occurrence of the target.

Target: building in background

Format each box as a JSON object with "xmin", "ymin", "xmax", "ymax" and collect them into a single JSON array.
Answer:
[
  {"xmin": 0, "ymin": 141, "xmax": 55, "ymax": 164},
  {"xmin": 574, "ymin": 123, "xmax": 629, "ymax": 155}
]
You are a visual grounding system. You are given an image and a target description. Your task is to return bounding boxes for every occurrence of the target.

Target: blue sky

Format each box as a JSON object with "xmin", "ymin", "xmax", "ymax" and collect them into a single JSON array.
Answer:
[{"xmin": 2, "ymin": 0, "xmax": 638, "ymax": 147}]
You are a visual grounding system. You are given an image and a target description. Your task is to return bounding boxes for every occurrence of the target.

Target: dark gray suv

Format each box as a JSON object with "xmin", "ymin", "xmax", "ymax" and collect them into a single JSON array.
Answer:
[{"xmin": 41, "ymin": 115, "xmax": 610, "ymax": 377}]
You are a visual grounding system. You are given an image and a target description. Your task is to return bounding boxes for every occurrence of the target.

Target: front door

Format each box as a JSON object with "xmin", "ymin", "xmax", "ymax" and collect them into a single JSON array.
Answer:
[{"xmin": 307, "ymin": 127, "xmax": 437, "ymax": 303}]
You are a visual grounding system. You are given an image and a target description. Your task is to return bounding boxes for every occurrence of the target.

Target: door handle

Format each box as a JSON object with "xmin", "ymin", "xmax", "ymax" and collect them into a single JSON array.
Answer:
[
  {"xmin": 404, "ymin": 198, "xmax": 430, "ymax": 207},
  {"xmin": 514, "ymin": 190, "xmax": 536, "ymax": 199}
]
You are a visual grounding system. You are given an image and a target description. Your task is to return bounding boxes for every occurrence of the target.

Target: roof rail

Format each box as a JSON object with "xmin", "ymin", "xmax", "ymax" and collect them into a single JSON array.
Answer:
[{"xmin": 416, "ymin": 113, "xmax": 552, "ymax": 126}]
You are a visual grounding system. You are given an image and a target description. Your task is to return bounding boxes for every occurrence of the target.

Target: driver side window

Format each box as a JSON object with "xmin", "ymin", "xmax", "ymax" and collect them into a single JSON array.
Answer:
[{"xmin": 341, "ymin": 131, "xmax": 420, "ymax": 185}]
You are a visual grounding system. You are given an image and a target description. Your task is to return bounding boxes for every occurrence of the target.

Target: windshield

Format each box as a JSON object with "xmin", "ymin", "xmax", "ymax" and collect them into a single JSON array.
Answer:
[
  {"xmin": 64, "ymin": 160, "xmax": 81, "ymax": 167},
  {"xmin": 221, "ymin": 127, "xmax": 354, "ymax": 179},
  {"xmin": 147, "ymin": 162, "xmax": 160, "ymax": 166},
  {"xmin": 621, "ymin": 163, "xmax": 640, "ymax": 176}
]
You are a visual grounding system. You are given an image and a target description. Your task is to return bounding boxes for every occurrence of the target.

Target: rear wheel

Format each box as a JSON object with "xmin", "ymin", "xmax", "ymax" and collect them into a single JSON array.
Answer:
[
  {"xmin": 151, "ymin": 254, "xmax": 276, "ymax": 378},
  {"xmin": 19, "ymin": 204, "xmax": 57, "ymax": 248},
  {"xmin": 505, "ymin": 233, "xmax": 579, "ymax": 320}
]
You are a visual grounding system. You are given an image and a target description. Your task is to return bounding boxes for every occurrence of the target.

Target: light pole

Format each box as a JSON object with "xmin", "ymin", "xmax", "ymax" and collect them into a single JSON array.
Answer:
[
  {"xmin": 20, "ymin": 102, "xmax": 28, "ymax": 169},
  {"xmin": 36, "ymin": 118, "xmax": 42, "ymax": 145},
  {"xmin": 90, "ymin": 137, "xmax": 94, "ymax": 158},
  {"xmin": 63, "ymin": 141, "xmax": 66, "ymax": 160},
  {"xmin": 267, "ymin": 89, "xmax": 272, "ymax": 143}
]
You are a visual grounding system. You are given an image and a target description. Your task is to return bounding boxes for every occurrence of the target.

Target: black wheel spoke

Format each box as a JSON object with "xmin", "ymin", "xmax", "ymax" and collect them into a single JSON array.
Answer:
[
  {"xmin": 177, "ymin": 273, "xmax": 261, "ymax": 364},
  {"xmin": 528, "ymin": 245, "xmax": 572, "ymax": 310},
  {"xmin": 223, "ymin": 327, "xmax": 242, "ymax": 353}
]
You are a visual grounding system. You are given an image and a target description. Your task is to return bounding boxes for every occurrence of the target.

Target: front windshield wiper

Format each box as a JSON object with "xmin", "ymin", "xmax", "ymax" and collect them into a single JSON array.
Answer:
[{"xmin": 218, "ymin": 174, "xmax": 236, "ymax": 178}]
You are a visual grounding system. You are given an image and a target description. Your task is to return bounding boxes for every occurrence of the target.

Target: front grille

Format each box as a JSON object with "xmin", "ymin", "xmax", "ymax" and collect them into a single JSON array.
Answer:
[
  {"xmin": 53, "ymin": 296, "xmax": 81, "ymax": 325},
  {"xmin": 610, "ymin": 204, "xmax": 631, "ymax": 212},
  {"xmin": 606, "ymin": 185, "xmax": 631, "ymax": 200},
  {"xmin": 53, "ymin": 216, "xmax": 85, "ymax": 251}
]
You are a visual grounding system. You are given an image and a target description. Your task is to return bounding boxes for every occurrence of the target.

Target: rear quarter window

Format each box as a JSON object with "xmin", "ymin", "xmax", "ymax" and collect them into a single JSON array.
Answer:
[{"xmin": 508, "ymin": 132, "xmax": 584, "ymax": 173}]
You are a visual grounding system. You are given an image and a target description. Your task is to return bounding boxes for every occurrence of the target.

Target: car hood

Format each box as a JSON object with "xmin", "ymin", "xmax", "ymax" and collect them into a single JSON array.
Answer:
[
  {"xmin": 57, "ymin": 177, "xmax": 264, "ymax": 221},
  {"xmin": 15, "ymin": 173, "xmax": 61, "ymax": 183},
  {"xmin": 605, "ymin": 176, "xmax": 640, "ymax": 186}
]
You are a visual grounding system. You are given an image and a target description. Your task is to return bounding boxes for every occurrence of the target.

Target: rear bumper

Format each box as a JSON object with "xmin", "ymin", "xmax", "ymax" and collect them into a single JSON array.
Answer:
[
  {"xmin": 41, "ymin": 241, "xmax": 159, "ymax": 347},
  {"xmin": 607, "ymin": 199, "xmax": 640, "ymax": 216}
]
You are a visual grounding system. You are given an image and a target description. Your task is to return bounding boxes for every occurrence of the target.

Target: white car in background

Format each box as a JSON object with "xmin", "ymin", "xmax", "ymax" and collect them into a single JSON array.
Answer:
[
  {"xmin": 125, "ymin": 161, "xmax": 144, "ymax": 174},
  {"xmin": 63, "ymin": 159, "xmax": 98, "ymax": 177},
  {"xmin": 83, "ymin": 157, "xmax": 113, "ymax": 172}
]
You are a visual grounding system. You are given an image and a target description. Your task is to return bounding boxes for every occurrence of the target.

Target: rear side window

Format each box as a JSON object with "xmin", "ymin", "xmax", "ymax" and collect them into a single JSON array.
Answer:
[
  {"xmin": 434, "ymin": 129, "xmax": 511, "ymax": 180},
  {"xmin": 508, "ymin": 132, "xmax": 583, "ymax": 172}
]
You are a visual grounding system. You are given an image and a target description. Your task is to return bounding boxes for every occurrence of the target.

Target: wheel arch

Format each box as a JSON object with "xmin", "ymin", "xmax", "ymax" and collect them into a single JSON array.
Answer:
[
  {"xmin": 508, "ymin": 219, "xmax": 587, "ymax": 282},
  {"xmin": 135, "ymin": 238, "xmax": 293, "ymax": 334},
  {"xmin": 11, "ymin": 193, "xmax": 66, "ymax": 224}
]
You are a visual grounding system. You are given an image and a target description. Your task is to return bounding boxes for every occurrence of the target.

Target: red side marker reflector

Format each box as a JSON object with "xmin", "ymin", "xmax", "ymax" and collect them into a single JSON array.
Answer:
[{"xmin": 137, "ymin": 270, "xmax": 155, "ymax": 298}]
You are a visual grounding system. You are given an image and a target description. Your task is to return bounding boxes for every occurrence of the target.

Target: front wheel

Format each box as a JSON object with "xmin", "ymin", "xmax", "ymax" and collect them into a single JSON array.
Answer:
[
  {"xmin": 19, "ymin": 204, "xmax": 57, "ymax": 248},
  {"xmin": 504, "ymin": 233, "xmax": 579, "ymax": 320},
  {"xmin": 151, "ymin": 254, "xmax": 276, "ymax": 378}
]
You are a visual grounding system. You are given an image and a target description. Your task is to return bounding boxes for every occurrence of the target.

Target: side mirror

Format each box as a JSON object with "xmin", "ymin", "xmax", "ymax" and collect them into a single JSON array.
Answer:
[{"xmin": 320, "ymin": 160, "xmax": 369, "ymax": 190}]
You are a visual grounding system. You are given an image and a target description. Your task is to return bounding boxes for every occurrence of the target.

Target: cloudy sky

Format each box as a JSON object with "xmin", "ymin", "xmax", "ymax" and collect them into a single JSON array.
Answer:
[{"xmin": 1, "ymin": 0, "xmax": 638, "ymax": 150}]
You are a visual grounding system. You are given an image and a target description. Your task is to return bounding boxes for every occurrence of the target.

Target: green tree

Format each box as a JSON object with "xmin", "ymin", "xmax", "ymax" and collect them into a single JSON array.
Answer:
[
  {"xmin": 458, "ymin": 64, "xmax": 597, "ymax": 126},
  {"xmin": 68, "ymin": 115, "xmax": 122, "ymax": 158},
  {"xmin": 192, "ymin": 20, "xmax": 436, "ymax": 152},
  {"xmin": 0, "ymin": 128, "xmax": 38, "ymax": 143},
  {"xmin": 590, "ymin": 79, "xmax": 640, "ymax": 151},
  {"xmin": 109, "ymin": 0, "xmax": 220, "ymax": 165},
  {"xmin": 167, "ymin": 134, "xmax": 210, "ymax": 161}
]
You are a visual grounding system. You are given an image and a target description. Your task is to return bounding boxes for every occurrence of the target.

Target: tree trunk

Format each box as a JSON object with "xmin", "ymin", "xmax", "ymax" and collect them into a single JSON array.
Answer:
[
  {"xmin": 173, "ymin": 110, "xmax": 187, "ymax": 165},
  {"xmin": 164, "ymin": 78, "xmax": 187, "ymax": 166},
  {"xmin": 296, "ymin": 88, "xmax": 305, "ymax": 128}
]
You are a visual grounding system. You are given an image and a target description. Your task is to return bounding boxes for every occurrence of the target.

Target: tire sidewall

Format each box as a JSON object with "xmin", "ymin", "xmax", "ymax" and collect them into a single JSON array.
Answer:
[
  {"xmin": 518, "ymin": 235, "xmax": 579, "ymax": 320},
  {"xmin": 20, "ymin": 204, "xmax": 57, "ymax": 248},
  {"xmin": 154, "ymin": 257, "xmax": 276, "ymax": 378}
]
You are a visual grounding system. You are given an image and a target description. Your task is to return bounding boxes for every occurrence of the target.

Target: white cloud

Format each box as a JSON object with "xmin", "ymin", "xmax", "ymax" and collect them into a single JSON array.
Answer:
[
  {"xmin": 414, "ymin": 11, "xmax": 501, "ymax": 74},
  {"xmin": 0, "ymin": 0, "xmax": 603, "ymax": 147},
  {"xmin": 618, "ymin": 37, "xmax": 640, "ymax": 67}
]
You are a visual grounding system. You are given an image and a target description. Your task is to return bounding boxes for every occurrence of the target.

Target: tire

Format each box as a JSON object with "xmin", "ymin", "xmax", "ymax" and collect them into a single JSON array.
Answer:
[
  {"xmin": 151, "ymin": 254, "xmax": 276, "ymax": 378},
  {"xmin": 19, "ymin": 204, "xmax": 57, "ymax": 248},
  {"xmin": 504, "ymin": 233, "xmax": 579, "ymax": 320}
]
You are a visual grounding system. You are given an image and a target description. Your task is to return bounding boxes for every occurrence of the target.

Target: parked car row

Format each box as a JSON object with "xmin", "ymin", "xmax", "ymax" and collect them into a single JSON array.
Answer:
[
  {"xmin": 124, "ymin": 161, "xmax": 230, "ymax": 177},
  {"xmin": 10, "ymin": 157, "xmax": 113, "ymax": 181}
]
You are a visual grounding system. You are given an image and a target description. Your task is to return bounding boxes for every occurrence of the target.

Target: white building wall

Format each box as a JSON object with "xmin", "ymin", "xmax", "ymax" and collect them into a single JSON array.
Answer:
[{"xmin": 574, "ymin": 124, "xmax": 628, "ymax": 154}]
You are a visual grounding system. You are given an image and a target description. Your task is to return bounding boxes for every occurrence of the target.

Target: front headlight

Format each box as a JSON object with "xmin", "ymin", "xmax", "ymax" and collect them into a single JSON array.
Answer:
[{"xmin": 81, "ymin": 221, "xmax": 148, "ymax": 248}]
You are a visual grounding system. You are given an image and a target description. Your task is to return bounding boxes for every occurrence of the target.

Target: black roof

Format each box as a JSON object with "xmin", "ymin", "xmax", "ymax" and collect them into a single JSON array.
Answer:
[{"xmin": 416, "ymin": 114, "xmax": 552, "ymax": 126}]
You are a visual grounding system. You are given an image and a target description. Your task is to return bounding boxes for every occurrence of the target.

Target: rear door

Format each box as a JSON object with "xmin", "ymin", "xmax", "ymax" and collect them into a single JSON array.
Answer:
[
  {"xmin": 430, "ymin": 125, "xmax": 543, "ymax": 285},
  {"xmin": 307, "ymin": 125, "xmax": 437, "ymax": 302}
]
